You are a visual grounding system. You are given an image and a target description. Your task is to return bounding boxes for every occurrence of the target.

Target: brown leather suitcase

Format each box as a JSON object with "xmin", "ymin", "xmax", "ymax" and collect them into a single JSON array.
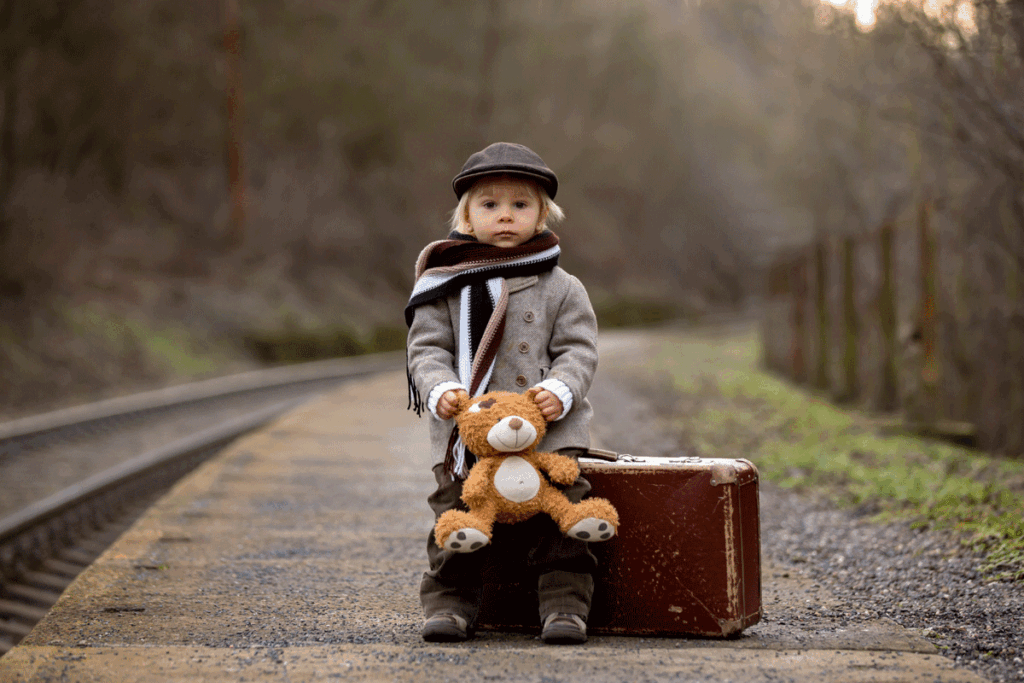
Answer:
[{"xmin": 476, "ymin": 453, "xmax": 762, "ymax": 637}]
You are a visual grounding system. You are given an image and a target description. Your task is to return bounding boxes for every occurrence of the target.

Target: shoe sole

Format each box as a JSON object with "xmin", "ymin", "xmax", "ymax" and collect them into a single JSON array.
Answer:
[
  {"xmin": 422, "ymin": 628, "xmax": 468, "ymax": 643},
  {"xmin": 541, "ymin": 629, "xmax": 587, "ymax": 644},
  {"xmin": 421, "ymin": 618, "xmax": 470, "ymax": 643}
]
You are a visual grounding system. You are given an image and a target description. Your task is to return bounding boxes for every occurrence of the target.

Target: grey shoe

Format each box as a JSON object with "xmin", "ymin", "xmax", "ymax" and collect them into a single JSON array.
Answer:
[
  {"xmin": 422, "ymin": 613, "xmax": 469, "ymax": 642},
  {"xmin": 541, "ymin": 612, "xmax": 587, "ymax": 644}
]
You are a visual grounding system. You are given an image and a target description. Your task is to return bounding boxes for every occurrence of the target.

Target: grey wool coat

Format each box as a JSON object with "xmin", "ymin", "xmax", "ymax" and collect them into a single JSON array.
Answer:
[{"xmin": 407, "ymin": 266, "xmax": 599, "ymax": 466}]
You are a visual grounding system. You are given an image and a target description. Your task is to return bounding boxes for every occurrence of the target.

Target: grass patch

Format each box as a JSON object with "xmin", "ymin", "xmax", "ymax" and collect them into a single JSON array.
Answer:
[
  {"xmin": 594, "ymin": 297, "xmax": 689, "ymax": 329},
  {"xmin": 639, "ymin": 323, "xmax": 1024, "ymax": 581},
  {"xmin": 242, "ymin": 324, "xmax": 407, "ymax": 364},
  {"xmin": 64, "ymin": 303, "xmax": 226, "ymax": 377}
]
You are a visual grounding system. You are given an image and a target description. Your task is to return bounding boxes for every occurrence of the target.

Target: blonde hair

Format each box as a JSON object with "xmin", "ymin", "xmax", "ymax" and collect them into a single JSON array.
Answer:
[{"xmin": 448, "ymin": 174, "xmax": 565, "ymax": 235}]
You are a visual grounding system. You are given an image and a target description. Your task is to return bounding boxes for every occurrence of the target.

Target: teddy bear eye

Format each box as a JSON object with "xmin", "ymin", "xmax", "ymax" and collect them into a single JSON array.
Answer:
[{"xmin": 467, "ymin": 404, "xmax": 482, "ymax": 413}]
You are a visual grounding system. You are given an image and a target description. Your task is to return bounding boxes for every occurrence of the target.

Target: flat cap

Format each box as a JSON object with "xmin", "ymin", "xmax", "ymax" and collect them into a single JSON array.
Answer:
[{"xmin": 452, "ymin": 142, "xmax": 558, "ymax": 199}]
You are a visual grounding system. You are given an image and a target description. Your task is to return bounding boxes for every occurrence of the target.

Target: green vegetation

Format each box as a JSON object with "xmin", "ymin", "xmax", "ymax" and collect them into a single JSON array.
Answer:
[
  {"xmin": 641, "ymin": 324, "xmax": 1024, "ymax": 581},
  {"xmin": 242, "ymin": 324, "xmax": 407, "ymax": 364},
  {"xmin": 594, "ymin": 297, "xmax": 690, "ymax": 330},
  {"xmin": 64, "ymin": 303, "xmax": 226, "ymax": 377}
]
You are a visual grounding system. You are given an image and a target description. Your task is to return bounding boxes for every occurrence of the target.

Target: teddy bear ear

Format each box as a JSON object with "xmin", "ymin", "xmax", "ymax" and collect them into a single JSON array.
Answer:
[
  {"xmin": 453, "ymin": 392, "xmax": 471, "ymax": 413},
  {"xmin": 525, "ymin": 387, "xmax": 540, "ymax": 400}
]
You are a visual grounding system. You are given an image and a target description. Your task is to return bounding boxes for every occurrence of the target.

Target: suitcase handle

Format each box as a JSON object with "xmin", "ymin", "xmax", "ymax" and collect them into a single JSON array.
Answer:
[{"xmin": 584, "ymin": 447, "xmax": 621, "ymax": 462}]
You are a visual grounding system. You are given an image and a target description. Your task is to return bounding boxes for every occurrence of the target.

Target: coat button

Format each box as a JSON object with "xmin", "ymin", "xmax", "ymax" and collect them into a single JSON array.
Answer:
[
  {"xmin": 515, "ymin": 375, "xmax": 528, "ymax": 387},
  {"xmin": 518, "ymin": 341, "xmax": 530, "ymax": 353},
  {"xmin": 523, "ymin": 311, "xmax": 535, "ymax": 322}
]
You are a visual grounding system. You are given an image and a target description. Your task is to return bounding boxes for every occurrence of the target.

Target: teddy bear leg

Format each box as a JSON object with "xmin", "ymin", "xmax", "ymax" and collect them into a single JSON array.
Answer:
[
  {"xmin": 563, "ymin": 498, "xmax": 619, "ymax": 543},
  {"xmin": 434, "ymin": 510, "xmax": 492, "ymax": 554},
  {"xmin": 536, "ymin": 488, "xmax": 618, "ymax": 543}
]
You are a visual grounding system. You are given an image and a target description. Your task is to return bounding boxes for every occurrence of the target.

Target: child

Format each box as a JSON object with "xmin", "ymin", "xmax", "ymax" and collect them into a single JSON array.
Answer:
[{"xmin": 405, "ymin": 142, "xmax": 602, "ymax": 645}]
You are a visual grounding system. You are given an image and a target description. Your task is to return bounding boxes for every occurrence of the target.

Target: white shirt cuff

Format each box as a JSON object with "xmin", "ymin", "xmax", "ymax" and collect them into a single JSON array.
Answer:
[
  {"xmin": 427, "ymin": 381, "xmax": 467, "ymax": 419},
  {"xmin": 534, "ymin": 378, "xmax": 573, "ymax": 420}
]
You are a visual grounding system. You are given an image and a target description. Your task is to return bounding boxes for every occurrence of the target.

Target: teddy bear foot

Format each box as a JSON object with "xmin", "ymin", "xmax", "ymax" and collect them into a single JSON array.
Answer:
[
  {"xmin": 443, "ymin": 528, "xmax": 490, "ymax": 553},
  {"xmin": 567, "ymin": 518, "xmax": 615, "ymax": 542}
]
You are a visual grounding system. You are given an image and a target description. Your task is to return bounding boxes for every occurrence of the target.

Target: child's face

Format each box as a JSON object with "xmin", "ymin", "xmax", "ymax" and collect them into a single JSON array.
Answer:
[{"xmin": 466, "ymin": 177, "xmax": 545, "ymax": 248}]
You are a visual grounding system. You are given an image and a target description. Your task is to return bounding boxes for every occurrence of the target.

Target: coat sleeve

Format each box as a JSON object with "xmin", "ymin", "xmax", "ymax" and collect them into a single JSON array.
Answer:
[
  {"xmin": 545, "ymin": 274, "xmax": 599, "ymax": 413},
  {"xmin": 407, "ymin": 298, "xmax": 463, "ymax": 411}
]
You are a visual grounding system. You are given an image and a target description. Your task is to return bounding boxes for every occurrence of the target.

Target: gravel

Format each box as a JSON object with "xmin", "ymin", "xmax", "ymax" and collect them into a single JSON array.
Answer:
[{"xmin": 761, "ymin": 488, "xmax": 1024, "ymax": 683}]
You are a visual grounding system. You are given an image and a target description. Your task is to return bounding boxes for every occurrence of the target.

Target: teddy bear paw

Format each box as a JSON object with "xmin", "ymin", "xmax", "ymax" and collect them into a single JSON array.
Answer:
[
  {"xmin": 443, "ymin": 528, "xmax": 490, "ymax": 553},
  {"xmin": 567, "ymin": 518, "xmax": 615, "ymax": 542}
]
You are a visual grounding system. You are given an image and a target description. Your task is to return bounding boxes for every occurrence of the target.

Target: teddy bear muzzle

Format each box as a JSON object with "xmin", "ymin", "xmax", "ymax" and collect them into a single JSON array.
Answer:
[{"xmin": 486, "ymin": 415, "xmax": 538, "ymax": 452}]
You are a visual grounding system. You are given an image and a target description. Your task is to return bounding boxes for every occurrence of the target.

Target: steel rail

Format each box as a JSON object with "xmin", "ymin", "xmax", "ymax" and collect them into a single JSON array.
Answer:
[
  {"xmin": 0, "ymin": 394, "xmax": 316, "ymax": 654},
  {"xmin": 0, "ymin": 396, "xmax": 306, "ymax": 544},
  {"xmin": 0, "ymin": 351, "xmax": 404, "ymax": 653},
  {"xmin": 0, "ymin": 350, "xmax": 404, "ymax": 444}
]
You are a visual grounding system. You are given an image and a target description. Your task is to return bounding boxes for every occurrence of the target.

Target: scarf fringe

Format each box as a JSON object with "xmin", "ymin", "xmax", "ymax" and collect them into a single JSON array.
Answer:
[
  {"xmin": 443, "ymin": 425, "xmax": 468, "ymax": 479},
  {"xmin": 407, "ymin": 360, "xmax": 424, "ymax": 417}
]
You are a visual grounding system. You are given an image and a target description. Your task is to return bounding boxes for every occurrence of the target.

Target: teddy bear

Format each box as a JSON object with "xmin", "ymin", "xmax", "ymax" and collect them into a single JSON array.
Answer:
[{"xmin": 434, "ymin": 388, "xmax": 619, "ymax": 553}]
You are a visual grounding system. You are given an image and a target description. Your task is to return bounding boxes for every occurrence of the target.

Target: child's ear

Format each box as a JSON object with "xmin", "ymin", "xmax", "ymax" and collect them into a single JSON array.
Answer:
[{"xmin": 525, "ymin": 387, "xmax": 540, "ymax": 401}]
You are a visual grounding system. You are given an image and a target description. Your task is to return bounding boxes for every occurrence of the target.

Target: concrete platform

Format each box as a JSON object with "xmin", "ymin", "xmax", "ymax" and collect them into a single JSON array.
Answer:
[{"xmin": 0, "ymin": 369, "xmax": 986, "ymax": 682}]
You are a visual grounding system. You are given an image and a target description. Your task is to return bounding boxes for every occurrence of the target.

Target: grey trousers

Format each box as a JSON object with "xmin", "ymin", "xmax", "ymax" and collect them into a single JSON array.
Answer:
[{"xmin": 419, "ymin": 451, "xmax": 597, "ymax": 626}]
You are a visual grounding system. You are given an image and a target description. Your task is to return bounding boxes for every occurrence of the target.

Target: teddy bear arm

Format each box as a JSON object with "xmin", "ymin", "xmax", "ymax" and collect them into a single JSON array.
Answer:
[
  {"xmin": 535, "ymin": 452, "xmax": 579, "ymax": 486},
  {"xmin": 460, "ymin": 460, "xmax": 499, "ymax": 507}
]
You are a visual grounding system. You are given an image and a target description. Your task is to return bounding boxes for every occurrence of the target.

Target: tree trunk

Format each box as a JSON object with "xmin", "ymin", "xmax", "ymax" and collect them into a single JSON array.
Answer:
[
  {"xmin": 0, "ymin": 0, "xmax": 20, "ymax": 295},
  {"xmin": 474, "ymin": 0, "xmax": 501, "ymax": 141},
  {"xmin": 223, "ymin": 0, "xmax": 246, "ymax": 249}
]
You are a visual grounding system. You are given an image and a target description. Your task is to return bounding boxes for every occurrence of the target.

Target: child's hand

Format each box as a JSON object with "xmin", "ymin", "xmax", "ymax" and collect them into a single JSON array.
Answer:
[
  {"xmin": 533, "ymin": 389, "xmax": 563, "ymax": 422},
  {"xmin": 437, "ymin": 389, "xmax": 468, "ymax": 420}
]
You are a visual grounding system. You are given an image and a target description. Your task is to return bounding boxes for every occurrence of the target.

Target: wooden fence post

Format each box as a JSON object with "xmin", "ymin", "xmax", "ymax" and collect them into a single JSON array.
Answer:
[
  {"xmin": 1005, "ymin": 249, "xmax": 1023, "ymax": 455},
  {"xmin": 791, "ymin": 253, "xmax": 808, "ymax": 383},
  {"xmin": 814, "ymin": 238, "xmax": 830, "ymax": 391},
  {"xmin": 840, "ymin": 236, "xmax": 859, "ymax": 403},
  {"xmin": 877, "ymin": 224, "xmax": 899, "ymax": 411},
  {"xmin": 918, "ymin": 200, "xmax": 939, "ymax": 424},
  {"xmin": 765, "ymin": 257, "xmax": 789, "ymax": 374}
]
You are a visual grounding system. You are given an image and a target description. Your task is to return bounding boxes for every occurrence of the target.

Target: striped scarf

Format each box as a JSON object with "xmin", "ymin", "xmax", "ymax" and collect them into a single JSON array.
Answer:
[{"xmin": 405, "ymin": 230, "xmax": 561, "ymax": 476}]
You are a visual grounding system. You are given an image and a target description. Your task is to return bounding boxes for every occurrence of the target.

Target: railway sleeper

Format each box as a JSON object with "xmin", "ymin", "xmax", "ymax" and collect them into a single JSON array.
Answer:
[
  {"xmin": 75, "ymin": 539, "xmax": 113, "ymax": 555},
  {"xmin": 4, "ymin": 583, "xmax": 61, "ymax": 607},
  {"xmin": 20, "ymin": 570, "xmax": 73, "ymax": 592},
  {"xmin": 0, "ymin": 599, "xmax": 48, "ymax": 622},
  {"xmin": 57, "ymin": 548, "xmax": 99, "ymax": 566},
  {"xmin": 0, "ymin": 618, "xmax": 32, "ymax": 639},
  {"xmin": 40, "ymin": 558, "xmax": 84, "ymax": 578}
]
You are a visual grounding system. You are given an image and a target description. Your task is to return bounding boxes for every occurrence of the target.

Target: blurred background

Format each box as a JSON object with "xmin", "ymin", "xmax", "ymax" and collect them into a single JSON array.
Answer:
[{"xmin": 0, "ymin": 0, "xmax": 1021, "ymax": 453}]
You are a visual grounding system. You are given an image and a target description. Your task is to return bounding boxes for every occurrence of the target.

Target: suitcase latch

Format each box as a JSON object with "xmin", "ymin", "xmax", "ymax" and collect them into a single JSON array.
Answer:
[{"xmin": 669, "ymin": 456, "xmax": 704, "ymax": 464}]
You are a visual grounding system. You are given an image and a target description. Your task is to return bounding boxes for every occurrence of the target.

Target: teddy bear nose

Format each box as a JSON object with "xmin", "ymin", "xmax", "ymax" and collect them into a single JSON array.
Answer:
[{"xmin": 508, "ymin": 417, "xmax": 523, "ymax": 430}]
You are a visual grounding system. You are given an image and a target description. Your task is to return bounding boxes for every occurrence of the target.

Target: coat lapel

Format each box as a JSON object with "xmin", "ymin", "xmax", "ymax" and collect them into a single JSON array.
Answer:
[{"xmin": 506, "ymin": 275, "xmax": 539, "ymax": 294}]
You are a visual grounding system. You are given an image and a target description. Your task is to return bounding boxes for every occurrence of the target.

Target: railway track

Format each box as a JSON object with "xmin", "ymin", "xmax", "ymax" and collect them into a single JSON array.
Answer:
[{"xmin": 0, "ymin": 352, "xmax": 402, "ymax": 655}]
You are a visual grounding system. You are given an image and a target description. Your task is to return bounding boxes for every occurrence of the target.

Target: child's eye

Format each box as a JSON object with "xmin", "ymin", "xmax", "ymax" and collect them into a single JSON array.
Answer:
[
  {"xmin": 482, "ymin": 201, "xmax": 497, "ymax": 209},
  {"xmin": 514, "ymin": 201, "xmax": 528, "ymax": 209}
]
